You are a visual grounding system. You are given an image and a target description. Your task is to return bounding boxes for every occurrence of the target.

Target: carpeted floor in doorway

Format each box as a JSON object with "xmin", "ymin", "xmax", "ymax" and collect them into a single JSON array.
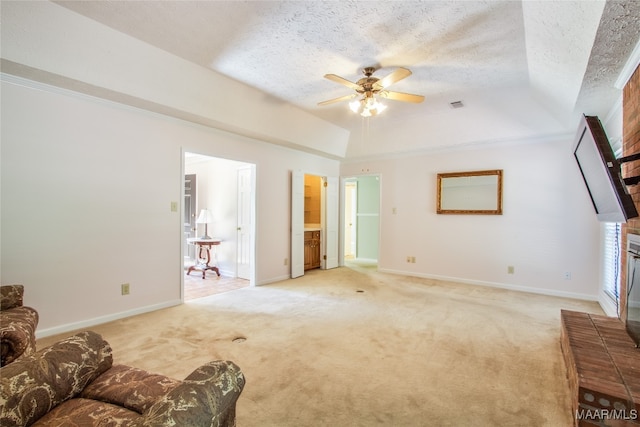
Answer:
[{"xmin": 37, "ymin": 263, "xmax": 603, "ymax": 426}]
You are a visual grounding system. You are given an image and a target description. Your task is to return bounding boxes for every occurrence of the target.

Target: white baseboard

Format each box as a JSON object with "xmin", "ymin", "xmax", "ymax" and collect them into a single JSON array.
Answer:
[
  {"xmin": 378, "ymin": 268, "xmax": 599, "ymax": 302},
  {"xmin": 257, "ymin": 274, "xmax": 290, "ymax": 286},
  {"xmin": 36, "ymin": 299, "xmax": 182, "ymax": 339}
]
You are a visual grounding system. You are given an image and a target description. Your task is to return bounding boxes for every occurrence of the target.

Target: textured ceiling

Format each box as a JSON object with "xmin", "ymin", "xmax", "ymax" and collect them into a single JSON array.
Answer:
[{"xmin": 51, "ymin": 0, "xmax": 640, "ymax": 156}]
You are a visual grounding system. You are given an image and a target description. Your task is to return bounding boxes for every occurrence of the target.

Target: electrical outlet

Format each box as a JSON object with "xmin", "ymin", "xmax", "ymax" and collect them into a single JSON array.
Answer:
[
  {"xmin": 411, "ymin": 257, "xmax": 416, "ymax": 263},
  {"xmin": 170, "ymin": 201, "xmax": 178, "ymax": 212},
  {"xmin": 563, "ymin": 271, "xmax": 572, "ymax": 280},
  {"xmin": 508, "ymin": 266, "xmax": 515, "ymax": 274},
  {"xmin": 121, "ymin": 283, "xmax": 130, "ymax": 295},
  {"xmin": 407, "ymin": 256, "xmax": 411, "ymax": 263},
  {"xmin": 284, "ymin": 258, "xmax": 288, "ymax": 266}
]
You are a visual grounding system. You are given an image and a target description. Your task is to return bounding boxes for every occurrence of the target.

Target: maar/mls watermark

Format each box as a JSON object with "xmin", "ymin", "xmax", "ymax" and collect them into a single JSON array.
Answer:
[{"xmin": 576, "ymin": 408, "xmax": 638, "ymax": 421}]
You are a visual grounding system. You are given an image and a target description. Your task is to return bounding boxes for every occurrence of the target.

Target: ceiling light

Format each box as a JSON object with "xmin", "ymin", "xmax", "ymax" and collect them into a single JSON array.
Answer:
[{"xmin": 349, "ymin": 95, "xmax": 387, "ymax": 117}]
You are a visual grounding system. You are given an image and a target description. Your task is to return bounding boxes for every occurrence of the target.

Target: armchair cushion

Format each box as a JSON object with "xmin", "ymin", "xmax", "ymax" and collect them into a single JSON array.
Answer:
[
  {"xmin": 32, "ymin": 398, "xmax": 140, "ymax": 426},
  {"xmin": 80, "ymin": 364, "xmax": 181, "ymax": 414}
]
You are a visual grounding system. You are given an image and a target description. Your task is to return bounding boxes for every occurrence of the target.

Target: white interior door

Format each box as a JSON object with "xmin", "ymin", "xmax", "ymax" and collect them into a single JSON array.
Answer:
[
  {"xmin": 291, "ymin": 170, "xmax": 304, "ymax": 278},
  {"xmin": 344, "ymin": 181, "xmax": 357, "ymax": 258},
  {"xmin": 184, "ymin": 174, "xmax": 197, "ymax": 263},
  {"xmin": 324, "ymin": 176, "xmax": 339, "ymax": 269},
  {"xmin": 237, "ymin": 167, "xmax": 252, "ymax": 279}
]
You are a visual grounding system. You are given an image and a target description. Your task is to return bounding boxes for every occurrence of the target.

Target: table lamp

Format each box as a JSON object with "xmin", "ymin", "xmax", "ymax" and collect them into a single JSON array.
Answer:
[{"xmin": 196, "ymin": 209, "xmax": 215, "ymax": 239}]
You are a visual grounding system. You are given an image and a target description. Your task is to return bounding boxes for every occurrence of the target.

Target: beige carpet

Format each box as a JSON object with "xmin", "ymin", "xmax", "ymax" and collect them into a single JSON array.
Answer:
[{"xmin": 37, "ymin": 262, "xmax": 603, "ymax": 426}]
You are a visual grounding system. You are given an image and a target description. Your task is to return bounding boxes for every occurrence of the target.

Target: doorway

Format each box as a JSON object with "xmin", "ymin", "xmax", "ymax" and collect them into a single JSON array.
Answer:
[
  {"xmin": 342, "ymin": 175, "xmax": 380, "ymax": 265},
  {"xmin": 183, "ymin": 152, "xmax": 255, "ymax": 300},
  {"xmin": 290, "ymin": 171, "xmax": 339, "ymax": 278}
]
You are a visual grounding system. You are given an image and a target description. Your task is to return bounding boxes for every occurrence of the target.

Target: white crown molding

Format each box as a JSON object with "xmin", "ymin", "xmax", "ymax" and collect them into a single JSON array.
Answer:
[
  {"xmin": 341, "ymin": 131, "xmax": 573, "ymax": 164},
  {"xmin": 615, "ymin": 38, "xmax": 640, "ymax": 89}
]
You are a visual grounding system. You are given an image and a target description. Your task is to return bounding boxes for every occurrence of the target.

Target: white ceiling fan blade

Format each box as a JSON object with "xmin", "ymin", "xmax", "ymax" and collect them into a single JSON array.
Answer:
[
  {"xmin": 379, "ymin": 90, "xmax": 424, "ymax": 103},
  {"xmin": 374, "ymin": 67, "xmax": 412, "ymax": 90},
  {"xmin": 324, "ymin": 74, "xmax": 362, "ymax": 91},
  {"xmin": 317, "ymin": 93, "xmax": 357, "ymax": 106}
]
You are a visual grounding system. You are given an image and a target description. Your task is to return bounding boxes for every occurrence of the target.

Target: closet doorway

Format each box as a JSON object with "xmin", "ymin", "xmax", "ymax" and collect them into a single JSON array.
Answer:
[
  {"xmin": 342, "ymin": 175, "xmax": 380, "ymax": 265},
  {"xmin": 290, "ymin": 171, "xmax": 339, "ymax": 278},
  {"xmin": 183, "ymin": 152, "xmax": 255, "ymax": 300}
]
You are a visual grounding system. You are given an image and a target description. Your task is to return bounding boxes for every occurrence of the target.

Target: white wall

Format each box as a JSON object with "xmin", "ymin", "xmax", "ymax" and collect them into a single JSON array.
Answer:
[
  {"xmin": 341, "ymin": 137, "xmax": 602, "ymax": 299},
  {"xmin": 1, "ymin": 77, "xmax": 339, "ymax": 336}
]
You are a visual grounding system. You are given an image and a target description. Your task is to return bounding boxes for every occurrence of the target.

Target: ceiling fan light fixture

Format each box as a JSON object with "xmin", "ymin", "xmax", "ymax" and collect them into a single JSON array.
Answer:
[
  {"xmin": 350, "ymin": 95, "xmax": 387, "ymax": 117},
  {"xmin": 373, "ymin": 100, "xmax": 387, "ymax": 114}
]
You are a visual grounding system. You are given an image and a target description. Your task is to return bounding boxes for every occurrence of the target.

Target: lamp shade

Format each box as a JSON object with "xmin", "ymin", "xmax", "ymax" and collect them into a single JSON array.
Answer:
[
  {"xmin": 196, "ymin": 209, "xmax": 215, "ymax": 239},
  {"xmin": 196, "ymin": 209, "xmax": 215, "ymax": 224}
]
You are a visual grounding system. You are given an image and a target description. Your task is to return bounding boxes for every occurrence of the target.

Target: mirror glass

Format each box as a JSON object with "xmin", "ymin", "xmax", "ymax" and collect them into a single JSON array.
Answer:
[{"xmin": 437, "ymin": 170, "xmax": 503, "ymax": 214}]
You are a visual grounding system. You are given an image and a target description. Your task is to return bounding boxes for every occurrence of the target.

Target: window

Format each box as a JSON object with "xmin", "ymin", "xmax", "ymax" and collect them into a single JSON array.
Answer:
[{"xmin": 602, "ymin": 134, "xmax": 623, "ymax": 314}]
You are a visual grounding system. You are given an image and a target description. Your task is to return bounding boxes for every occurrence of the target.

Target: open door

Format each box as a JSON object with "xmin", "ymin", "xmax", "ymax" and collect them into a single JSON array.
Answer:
[
  {"xmin": 324, "ymin": 176, "xmax": 339, "ymax": 269},
  {"xmin": 237, "ymin": 166, "xmax": 252, "ymax": 280},
  {"xmin": 184, "ymin": 174, "xmax": 197, "ymax": 264},
  {"xmin": 291, "ymin": 170, "xmax": 304, "ymax": 278},
  {"xmin": 344, "ymin": 180, "xmax": 357, "ymax": 259}
]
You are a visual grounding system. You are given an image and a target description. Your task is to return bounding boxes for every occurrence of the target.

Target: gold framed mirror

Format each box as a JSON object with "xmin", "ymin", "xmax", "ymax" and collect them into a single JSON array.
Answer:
[{"xmin": 437, "ymin": 169, "xmax": 503, "ymax": 215}]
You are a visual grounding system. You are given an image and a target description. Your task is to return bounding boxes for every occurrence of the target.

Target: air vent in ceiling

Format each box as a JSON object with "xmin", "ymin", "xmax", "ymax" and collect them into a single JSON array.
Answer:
[{"xmin": 450, "ymin": 101, "xmax": 464, "ymax": 109}]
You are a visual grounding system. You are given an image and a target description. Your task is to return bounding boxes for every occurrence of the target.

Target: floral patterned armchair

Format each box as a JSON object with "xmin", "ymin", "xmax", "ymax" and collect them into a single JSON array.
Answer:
[
  {"xmin": 0, "ymin": 284, "xmax": 39, "ymax": 366},
  {"xmin": 0, "ymin": 331, "xmax": 245, "ymax": 426}
]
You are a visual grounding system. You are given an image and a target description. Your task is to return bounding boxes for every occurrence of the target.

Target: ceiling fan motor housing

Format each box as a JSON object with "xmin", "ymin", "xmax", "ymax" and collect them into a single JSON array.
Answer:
[{"xmin": 356, "ymin": 77, "xmax": 381, "ymax": 95}]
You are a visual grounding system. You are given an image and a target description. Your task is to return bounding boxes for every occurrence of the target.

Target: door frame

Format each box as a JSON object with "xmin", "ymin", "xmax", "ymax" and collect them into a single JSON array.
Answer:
[{"xmin": 181, "ymin": 149, "xmax": 256, "ymax": 299}]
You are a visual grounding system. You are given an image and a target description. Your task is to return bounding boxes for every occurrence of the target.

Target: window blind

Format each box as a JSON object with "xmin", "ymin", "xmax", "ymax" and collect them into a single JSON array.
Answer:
[{"xmin": 603, "ymin": 222, "xmax": 621, "ymax": 309}]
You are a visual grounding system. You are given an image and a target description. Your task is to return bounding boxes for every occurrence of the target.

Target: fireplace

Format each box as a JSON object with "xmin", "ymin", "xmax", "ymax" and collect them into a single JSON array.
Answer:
[{"xmin": 627, "ymin": 233, "xmax": 640, "ymax": 347}]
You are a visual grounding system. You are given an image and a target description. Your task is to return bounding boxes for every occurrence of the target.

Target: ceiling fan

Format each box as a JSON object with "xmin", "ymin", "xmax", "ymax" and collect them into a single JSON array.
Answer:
[{"xmin": 318, "ymin": 66, "xmax": 424, "ymax": 117}]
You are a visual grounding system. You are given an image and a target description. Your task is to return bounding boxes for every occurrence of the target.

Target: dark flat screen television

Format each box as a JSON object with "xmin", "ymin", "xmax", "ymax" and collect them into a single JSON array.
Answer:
[{"xmin": 573, "ymin": 115, "xmax": 638, "ymax": 223}]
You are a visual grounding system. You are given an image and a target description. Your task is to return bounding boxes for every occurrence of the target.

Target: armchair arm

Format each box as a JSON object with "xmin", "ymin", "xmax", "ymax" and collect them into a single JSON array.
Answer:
[
  {"xmin": 1, "ymin": 284, "xmax": 24, "ymax": 310},
  {"xmin": 141, "ymin": 360, "xmax": 245, "ymax": 427},
  {"xmin": 0, "ymin": 305, "xmax": 39, "ymax": 366},
  {"xmin": 0, "ymin": 331, "xmax": 113, "ymax": 427}
]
